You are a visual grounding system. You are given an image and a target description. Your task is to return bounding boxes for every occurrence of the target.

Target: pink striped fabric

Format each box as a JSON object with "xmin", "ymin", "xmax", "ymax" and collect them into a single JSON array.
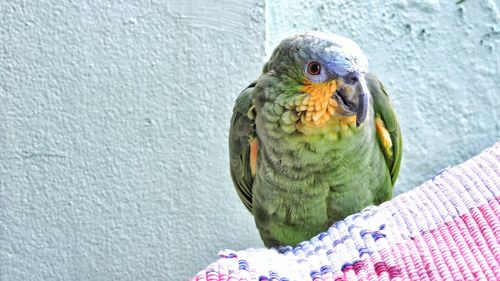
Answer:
[{"xmin": 192, "ymin": 142, "xmax": 500, "ymax": 281}]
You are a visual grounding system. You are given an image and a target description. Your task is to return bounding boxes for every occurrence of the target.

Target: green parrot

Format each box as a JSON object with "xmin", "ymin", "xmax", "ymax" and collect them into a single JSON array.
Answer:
[{"xmin": 229, "ymin": 32, "xmax": 401, "ymax": 247}]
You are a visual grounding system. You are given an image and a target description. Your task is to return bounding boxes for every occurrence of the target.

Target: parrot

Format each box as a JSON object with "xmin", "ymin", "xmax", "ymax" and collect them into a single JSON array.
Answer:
[{"xmin": 229, "ymin": 32, "xmax": 402, "ymax": 247}]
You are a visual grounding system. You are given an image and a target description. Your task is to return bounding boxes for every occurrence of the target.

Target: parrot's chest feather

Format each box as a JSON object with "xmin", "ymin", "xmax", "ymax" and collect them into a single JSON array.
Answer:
[{"xmin": 253, "ymin": 107, "xmax": 388, "ymax": 246}]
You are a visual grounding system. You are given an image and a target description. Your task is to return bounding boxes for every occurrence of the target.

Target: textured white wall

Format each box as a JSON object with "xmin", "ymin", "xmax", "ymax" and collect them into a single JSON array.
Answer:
[
  {"xmin": 0, "ymin": 0, "xmax": 499, "ymax": 280},
  {"xmin": 1, "ymin": 1, "xmax": 264, "ymax": 280}
]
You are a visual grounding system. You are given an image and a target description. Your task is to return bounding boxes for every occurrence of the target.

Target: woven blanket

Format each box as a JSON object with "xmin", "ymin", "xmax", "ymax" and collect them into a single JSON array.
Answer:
[{"xmin": 192, "ymin": 142, "xmax": 500, "ymax": 281}]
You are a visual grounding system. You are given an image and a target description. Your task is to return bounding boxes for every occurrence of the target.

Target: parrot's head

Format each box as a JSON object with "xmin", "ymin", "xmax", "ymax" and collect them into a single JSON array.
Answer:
[{"xmin": 262, "ymin": 32, "xmax": 370, "ymax": 128}]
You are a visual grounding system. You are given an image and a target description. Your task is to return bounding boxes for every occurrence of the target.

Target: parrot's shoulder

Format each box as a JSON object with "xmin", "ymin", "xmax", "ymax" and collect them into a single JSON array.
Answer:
[
  {"xmin": 366, "ymin": 73, "xmax": 402, "ymax": 186},
  {"xmin": 229, "ymin": 82, "xmax": 258, "ymax": 213}
]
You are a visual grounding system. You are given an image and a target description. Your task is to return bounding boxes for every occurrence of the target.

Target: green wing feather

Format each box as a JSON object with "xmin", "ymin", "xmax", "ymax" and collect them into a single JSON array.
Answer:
[
  {"xmin": 229, "ymin": 82, "xmax": 257, "ymax": 213},
  {"xmin": 366, "ymin": 73, "xmax": 402, "ymax": 185}
]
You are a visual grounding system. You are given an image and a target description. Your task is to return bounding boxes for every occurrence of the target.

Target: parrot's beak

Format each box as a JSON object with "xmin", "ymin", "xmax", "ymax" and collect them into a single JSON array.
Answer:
[
  {"xmin": 356, "ymin": 75, "xmax": 369, "ymax": 127},
  {"xmin": 332, "ymin": 73, "xmax": 369, "ymax": 127}
]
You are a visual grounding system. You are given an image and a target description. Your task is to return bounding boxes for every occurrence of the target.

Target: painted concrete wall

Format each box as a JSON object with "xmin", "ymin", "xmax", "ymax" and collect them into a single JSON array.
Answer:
[
  {"xmin": 1, "ymin": 1, "xmax": 265, "ymax": 280},
  {"xmin": 0, "ymin": 0, "xmax": 498, "ymax": 280}
]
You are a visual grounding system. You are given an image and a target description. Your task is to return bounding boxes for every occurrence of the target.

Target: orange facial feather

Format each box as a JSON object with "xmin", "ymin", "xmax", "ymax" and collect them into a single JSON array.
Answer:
[{"xmin": 298, "ymin": 79, "xmax": 339, "ymax": 125}]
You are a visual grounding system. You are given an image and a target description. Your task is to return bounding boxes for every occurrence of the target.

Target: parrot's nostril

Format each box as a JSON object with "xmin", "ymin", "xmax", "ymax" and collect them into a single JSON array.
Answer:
[{"xmin": 344, "ymin": 73, "xmax": 359, "ymax": 85}]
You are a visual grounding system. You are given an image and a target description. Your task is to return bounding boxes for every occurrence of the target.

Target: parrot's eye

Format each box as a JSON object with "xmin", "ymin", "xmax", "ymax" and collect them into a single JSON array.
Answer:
[{"xmin": 306, "ymin": 62, "xmax": 321, "ymax": 76}]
